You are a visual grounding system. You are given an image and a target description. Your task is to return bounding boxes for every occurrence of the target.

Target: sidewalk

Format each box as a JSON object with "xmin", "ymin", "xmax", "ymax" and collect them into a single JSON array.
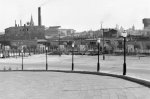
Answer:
[{"xmin": 0, "ymin": 71, "xmax": 150, "ymax": 99}]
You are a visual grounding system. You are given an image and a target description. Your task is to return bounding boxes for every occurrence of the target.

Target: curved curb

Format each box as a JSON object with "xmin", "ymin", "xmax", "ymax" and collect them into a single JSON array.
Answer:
[
  {"xmin": 48, "ymin": 70, "xmax": 150, "ymax": 88},
  {"xmin": 1, "ymin": 69, "xmax": 150, "ymax": 88}
]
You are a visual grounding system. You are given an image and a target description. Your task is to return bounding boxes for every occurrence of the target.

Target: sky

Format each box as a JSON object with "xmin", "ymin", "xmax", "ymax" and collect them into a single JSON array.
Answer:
[{"xmin": 0, "ymin": 0, "xmax": 150, "ymax": 32}]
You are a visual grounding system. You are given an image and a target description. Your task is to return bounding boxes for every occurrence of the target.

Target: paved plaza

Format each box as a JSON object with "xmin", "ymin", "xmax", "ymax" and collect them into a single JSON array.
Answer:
[
  {"xmin": 0, "ymin": 54, "xmax": 150, "ymax": 98},
  {"xmin": 1, "ymin": 54, "xmax": 150, "ymax": 81},
  {"xmin": 0, "ymin": 71, "xmax": 150, "ymax": 99}
]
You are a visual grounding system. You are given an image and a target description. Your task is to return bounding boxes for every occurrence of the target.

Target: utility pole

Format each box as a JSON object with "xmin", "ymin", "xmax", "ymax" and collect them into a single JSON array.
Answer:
[
  {"xmin": 102, "ymin": 29, "xmax": 105, "ymax": 60},
  {"xmin": 101, "ymin": 22, "xmax": 105, "ymax": 60}
]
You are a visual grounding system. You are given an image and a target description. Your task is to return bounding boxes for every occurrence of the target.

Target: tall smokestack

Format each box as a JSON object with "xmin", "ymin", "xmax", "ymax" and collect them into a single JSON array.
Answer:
[
  {"xmin": 20, "ymin": 20, "xmax": 22, "ymax": 26},
  {"xmin": 15, "ymin": 20, "xmax": 17, "ymax": 27},
  {"xmin": 38, "ymin": 7, "xmax": 41, "ymax": 26}
]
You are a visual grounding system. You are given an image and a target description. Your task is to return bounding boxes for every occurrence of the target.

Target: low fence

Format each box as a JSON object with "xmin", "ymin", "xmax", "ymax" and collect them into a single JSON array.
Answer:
[{"xmin": 0, "ymin": 49, "xmax": 47, "ymax": 58}]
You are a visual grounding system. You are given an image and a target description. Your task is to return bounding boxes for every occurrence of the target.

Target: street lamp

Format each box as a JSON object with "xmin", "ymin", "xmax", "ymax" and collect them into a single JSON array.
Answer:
[
  {"xmin": 122, "ymin": 31, "xmax": 127, "ymax": 75},
  {"xmin": 97, "ymin": 38, "xmax": 101, "ymax": 72},
  {"xmin": 72, "ymin": 41, "xmax": 75, "ymax": 71},
  {"xmin": 21, "ymin": 46, "xmax": 24, "ymax": 71},
  {"xmin": 46, "ymin": 47, "xmax": 48, "ymax": 70}
]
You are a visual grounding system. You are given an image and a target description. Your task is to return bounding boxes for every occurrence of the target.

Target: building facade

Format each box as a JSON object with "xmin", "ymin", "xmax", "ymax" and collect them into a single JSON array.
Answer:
[{"xmin": 5, "ymin": 25, "xmax": 45, "ymax": 41}]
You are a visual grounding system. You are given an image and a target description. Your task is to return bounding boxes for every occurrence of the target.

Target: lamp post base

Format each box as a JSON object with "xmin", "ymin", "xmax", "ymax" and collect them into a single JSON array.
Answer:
[
  {"xmin": 123, "ymin": 63, "xmax": 126, "ymax": 75},
  {"xmin": 97, "ymin": 63, "xmax": 100, "ymax": 72},
  {"xmin": 22, "ymin": 53, "xmax": 23, "ymax": 71},
  {"xmin": 46, "ymin": 64, "xmax": 48, "ymax": 70},
  {"xmin": 22, "ymin": 65, "xmax": 23, "ymax": 71},
  {"xmin": 72, "ymin": 63, "xmax": 74, "ymax": 71}
]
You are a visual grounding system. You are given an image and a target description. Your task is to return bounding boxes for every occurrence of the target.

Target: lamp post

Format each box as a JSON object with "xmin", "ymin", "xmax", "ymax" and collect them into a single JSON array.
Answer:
[
  {"xmin": 101, "ymin": 22, "xmax": 105, "ymax": 60},
  {"xmin": 58, "ymin": 31, "xmax": 61, "ymax": 57},
  {"xmin": 102, "ymin": 29, "xmax": 105, "ymax": 60},
  {"xmin": 21, "ymin": 47, "xmax": 24, "ymax": 71},
  {"xmin": 46, "ymin": 47, "xmax": 48, "ymax": 70},
  {"xmin": 97, "ymin": 38, "xmax": 101, "ymax": 72},
  {"xmin": 122, "ymin": 31, "xmax": 127, "ymax": 75},
  {"xmin": 72, "ymin": 41, "xmax": 75, "ymax": 71}
]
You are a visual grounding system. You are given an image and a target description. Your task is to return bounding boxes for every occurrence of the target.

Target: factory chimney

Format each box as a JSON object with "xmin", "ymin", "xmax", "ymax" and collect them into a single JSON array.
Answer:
[
  {"xmin": 38, "ymin": 7, "xmax": 41, "ymax": 26},
  {"xmin": 15, "ymin": 20, "xmax": 17, "ymax": 27},
  {"xmin": 20, "ymin": 20, "xmax": 22, "ymax": 26}
]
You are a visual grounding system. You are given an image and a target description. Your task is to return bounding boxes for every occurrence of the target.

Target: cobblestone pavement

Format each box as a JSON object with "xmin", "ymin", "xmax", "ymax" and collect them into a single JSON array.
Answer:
[{"xmin": 0, "ymin": 72, "xmax": 150, "ymax": 99}]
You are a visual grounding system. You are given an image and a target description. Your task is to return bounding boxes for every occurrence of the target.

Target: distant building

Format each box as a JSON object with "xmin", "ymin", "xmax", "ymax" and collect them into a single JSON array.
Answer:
[
  {"xmin": 5, "ymin": 25, "xmax": 45, "ymax": 41},
  {"xmin": 143, "ymin": 18, "xmax": 150, "ymax": 29},
  {"xmin": 5, "ymin": 26, "xmax": 45, "ymax": 41},
  {"xmin": 45, "ymin": 27, "xmax": 75, "ymax": 39},
  {"xmin": 103, "ymin": 29, "xmax": 118, "ymax": 38},
  {"xmin": 4, "ymin": 15, "xmax": 45, "ymax": 47},
  {"xmin": 59, "ymin": 29, "xmax": 75, "ymax": 37},
  {"xmin": 142, "ymin": 18, "xmax": 150, "ymax": 36},
  {"xmin": 45, "ymin": 26, "xmax": 60, "ymax": 39}
]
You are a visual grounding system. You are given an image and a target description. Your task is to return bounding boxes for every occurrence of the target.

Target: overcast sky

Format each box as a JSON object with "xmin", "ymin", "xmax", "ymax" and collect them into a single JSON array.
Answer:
[{"xmin": 0, "ymin": 0, "xmax": 150, "ymax": 32}]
